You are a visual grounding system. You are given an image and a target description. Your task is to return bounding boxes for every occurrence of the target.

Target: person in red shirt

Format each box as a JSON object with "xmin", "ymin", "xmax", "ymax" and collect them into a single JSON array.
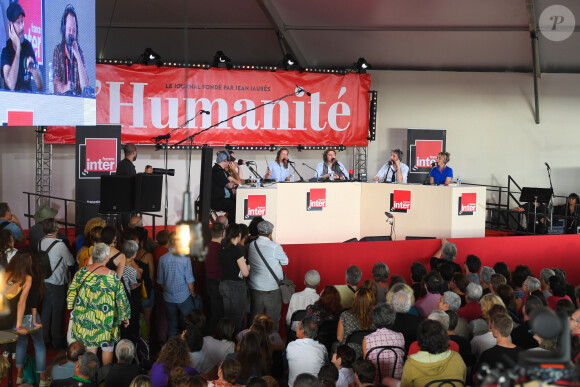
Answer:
[{"xmin": 457, "ymin": 283, "xmax": 483, "ymax": 322}]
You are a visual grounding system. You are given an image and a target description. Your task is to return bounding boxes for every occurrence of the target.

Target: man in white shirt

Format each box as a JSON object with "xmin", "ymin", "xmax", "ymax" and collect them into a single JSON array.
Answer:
[
  {"xmin": 373, "ymin": 149, "xmax": 409, "ymax": 183},
  {"xmin": 248, "ymin": 220, "xmax": 289, "ymax": 330},
  {"xmin": 287, "ymin": 316, "xmax": 328, "ymax": 387},
  {"xmin": 286, "ymin": 270, "xmax": 321, "ymax": 331},
  {"xmin": 40, "ymin": 218, "xmax": 75, "ymax": 350}
]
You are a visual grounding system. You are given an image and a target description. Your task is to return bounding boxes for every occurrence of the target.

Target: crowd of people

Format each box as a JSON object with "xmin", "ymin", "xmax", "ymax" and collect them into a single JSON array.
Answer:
[{"xmin": 1, "ymin": 200, "xmax": 580, "ymax": 386}]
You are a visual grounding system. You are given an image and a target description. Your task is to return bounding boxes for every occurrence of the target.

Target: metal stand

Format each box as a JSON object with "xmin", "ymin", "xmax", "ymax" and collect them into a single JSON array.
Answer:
[
  {"xmin": 546, "ymin": 163, "xmax": 555, "ymax": 233},
  {"xmin": 35, "ymin": 127, "xmax": 52, "ymax": 212}
]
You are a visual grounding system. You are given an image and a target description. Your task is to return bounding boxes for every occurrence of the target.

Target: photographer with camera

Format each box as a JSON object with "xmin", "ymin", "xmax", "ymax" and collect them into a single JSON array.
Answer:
[{"xmin": 211, "ymin": 150, "xmax": 242, "ymax": 225}]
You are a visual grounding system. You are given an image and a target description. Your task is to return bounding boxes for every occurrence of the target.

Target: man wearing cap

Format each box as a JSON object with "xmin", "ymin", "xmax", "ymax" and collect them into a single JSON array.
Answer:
[
  {"xmin": 1, "ymin": 1, "xmax": 43, "ymax": 91},
  {"xmin": 29, "ymin": 205, "xmax": 68, "ymax": 253},
  {"xmin": 247, "ymin": 220, "xmax": 289, "ymax": 330},
  {"xmin": 211, "ymin": 150, "xmax": 241, "ymax": 225},
  {"xmin": 285, "ymin": 270, "xmax": 320, "ymax": 331},
  {"xmin": 0, "ymin": 202, "xmax": 25, "ymax": 244}
]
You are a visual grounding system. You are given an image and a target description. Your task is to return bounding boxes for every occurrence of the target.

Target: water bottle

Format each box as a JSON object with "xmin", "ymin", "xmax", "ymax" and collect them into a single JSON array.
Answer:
[
  {"xmin": 256, "ymin": 178, "xmax": 260, "ymax": 187},
  {"xmin": 290, "ymin": 173, "xmax": 295, "ymax": 182},
  {"xmin": 48, "ymin": 63, "xmax": 54, "ymax": 94},
  {"xmin": 457, "ymin": 176, "xmax": 462, "ymax": 186}
]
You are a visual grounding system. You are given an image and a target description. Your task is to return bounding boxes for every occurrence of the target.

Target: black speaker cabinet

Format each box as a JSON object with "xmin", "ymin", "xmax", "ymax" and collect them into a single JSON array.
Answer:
[
  {"xmin": 99, "ymin": 175, "xmax": 135, "ymax": 213},
  {"xmin": 134, "ymin": 173, "xmax": 163, "ymax": 212},
  {"xmin": 359, "ymin": 236, "xmax": 392, "ymax": 242}
]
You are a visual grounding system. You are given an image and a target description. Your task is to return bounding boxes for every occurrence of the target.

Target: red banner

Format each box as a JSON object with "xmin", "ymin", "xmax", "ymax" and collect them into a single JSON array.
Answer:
[{"xmin": 46, "ymin": 64, "xmax": 372, "ymax": 145}]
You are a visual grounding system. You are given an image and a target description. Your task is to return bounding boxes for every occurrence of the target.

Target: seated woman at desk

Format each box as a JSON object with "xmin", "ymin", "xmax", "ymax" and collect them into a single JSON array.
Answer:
[
  {"xmin": 430, "ymin": 152, "xmax": 453, "ymax": 185},
  {"xmin": 265, "ymin": 148, "xmax": 291, "ymax": 182},
  {"xmin": 315, "ymin": 148, "xmax": 349, "ymax": 181}
]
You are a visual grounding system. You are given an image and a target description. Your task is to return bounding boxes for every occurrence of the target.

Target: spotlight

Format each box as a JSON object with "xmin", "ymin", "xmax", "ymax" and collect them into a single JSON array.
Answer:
[
  {"xmin": 138, "ymin": 48, "xmax": 162, "ymax": 66},
  {"xmin": 282, "ymin": 54, "xmax": 298, "ymax": 70},
  {"xmin": 355, "ymin": 57, "xmax": 371, "ymax": 74},
  {"xmin": 213, "ymin": 51, "xmax": 232, "ymax": 69}
]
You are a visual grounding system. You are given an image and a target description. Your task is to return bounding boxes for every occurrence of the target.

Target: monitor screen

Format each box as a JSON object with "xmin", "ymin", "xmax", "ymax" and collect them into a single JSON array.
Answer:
[{"xmin": 0, "ymin": 0, "xmax": 96, "ymax": 126}]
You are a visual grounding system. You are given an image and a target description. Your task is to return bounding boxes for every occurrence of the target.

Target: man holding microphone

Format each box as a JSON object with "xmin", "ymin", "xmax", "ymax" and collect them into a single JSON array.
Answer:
[{"xmin": 373, "ymin": 149, "xmax": 409, "ymax": 183}]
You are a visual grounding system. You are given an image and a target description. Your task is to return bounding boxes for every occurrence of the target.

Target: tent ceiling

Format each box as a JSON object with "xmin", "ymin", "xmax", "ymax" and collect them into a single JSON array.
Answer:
[{"xmin": 96, "ymin": 0, "xmax": 580, "ymax": 73}]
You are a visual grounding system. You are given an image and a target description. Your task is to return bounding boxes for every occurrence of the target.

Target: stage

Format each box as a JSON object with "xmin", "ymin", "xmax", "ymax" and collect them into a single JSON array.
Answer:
[{"xmin": 281, "ymin": 234, "xmax": 580, "ymax": 289}]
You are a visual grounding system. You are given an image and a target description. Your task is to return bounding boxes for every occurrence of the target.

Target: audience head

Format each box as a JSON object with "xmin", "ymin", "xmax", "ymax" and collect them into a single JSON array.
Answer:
[
  {"xmin": 0, "ymin": 355, "xmax": 9, "ymax": 384},
  {"xmin": 389, "ymin": 274, "xmax": 406, "ymax": 288},
  {"xmin": 425, "ymin": 271, "xmax": 445, "ymax": 295},
  {"xmin": 128, "ymin": 216, "xmax": 143, "ymax": 229},
  {"xmin": 391, "ymin": 290, "xmax": 412, "ymax": 313},
  {"xmin": 417, "ymin": 319, "xmax": 449, "ymax": 354},
  {"xmin": 480, "ymin": 294, "xmax": 506, "ymax": 321},
  {"xmin": 446, "ymin": 310, "xmax": 459, "ymax": 332},
  {"xmin": 219, "ymin": 358, "xmax": 241, "ymax": 384},
  {"xmin": 438, "ymin": 291, "xmax": 461, "ymax": 312},
  {"xmin": 524, "ymin": 295, "xmax": 544, "ymax": 319},
  {"xmin": 553, "ymin": 268, "xmax": 567, "ymax": 282},
  {"xmin": 247, "ymin": 378, "xmax": 268, "ymax": 387},
  {"xmin": 411, "ymin": 262, "xmax": 427, "ymax": 283},
  {"xmin": 304, "ymin": 270, "xmax": 321, "ymax": 288},
  {"xmin": 183, "ymin": 324, "xmax": 204, "ymax": 353},
  {"xmin": 248, "ymin": 216, "xmax": 264, "ymax": 237},
  {"xmin": 332, "ymin": 345, "xmax": 356, "ymax": 370},
  {"xmin": 211, "ymin": 222, "xmax": 226, "ymax": 239},
  {"xmin": 318, "ymin": 364, "xmax": 339, "ymax": 387},
  {"xmin": 42, "ymin": 218, "xmax": 59, "ymax": 235},
  {"xmin": 66, "ymin": 341, "xmax": 86, "ymax": 362},
  {"xmin": 251, "ymin": 314, "xmax": 275, "ymax": 333},
  {"xmin": 77, "ymin": 352, "xmax": 99, "ymax": 380},
  {"xmin": 87, "ymin": 226, "xmax": 103, "ymax": 246},
  {"xmin": 495, "ymin": 284, "xmax": 516, "ymax": 311},
  {"xmin": 465, "ymin": 254, "xmax": 481, "ymax": 274},
  {"xmin": 293, "ymin": 373, "xmax": 319, "ymax": 387},
  {"xmin": 352, "ymin": 359, "xmax": 376, "ymax": 385},
  {"xmin": 129, "ymin": 375, "xmax": 152, "ymax": 387},
  {"xmin": 156, "ymin": 230, "xmax": 171, "ymax": 246},
  {"xmin": 372, "ymin": 262, "xmax": 390, "ymax": 283},
  {"xmin": 214, "ymin": 317, "xmax": 235, "ymax": 340},
  {"xmin": 184, "ymin": 309, "xmax": 206, "ymax": 331},
  {"xmin": 157, "ymin": 336, "xmax": 192, "ymax": 374},
  {"xmin": 386, "ymin": 283, "xmax": 415, "ymax": 306},
  {"xmin": 555, "ymin": 299, "xmax": 575, "ymax": 319},
  {"xmin": 549, "ymin": 275, "xmax": 567, "ymax": 297},
  {"xmin": 493, "ymin": 262, "xmax": 511, "ymax": 283},
  {"xmin": 0, "ymin": 203, "xmax": 9, "ymax": 219},
  {"xmin": 540, "ymin": 268, "xmax": 556, "ymax": 286},
  {"xmin": 428, "ymin": 310, "xmax": 450, "ymax": 331},
  {"xmin": 529, "ymin": 289, "xmax": 548, "ymax": 306},
  {"xmin": 371, "ymin": 302, "xmax": 396, "ymax": 329},
  {"xmin": 437, "ymin": 261, "xmax": 455, "ymax": 282},
  {"xmin": 465, "ymin": 283, "xmax": 483, "ymax": 303},
  {"xmin": 352, "ymin": 288, "xmax": 374, "ymax": 329},
  {"xmin": 101, "ymin": 225, "xmax": 118, "ymax": 245},
  {"xmin": 491, "ymin": 312, "xmax": 513, "ymax": 338},
  {"xmin": 480, "ymin": 266, "xmax": 495, "ymax": 286},
  {"xmin": 122, "ymin": 240, "xmax": 139, "ymax": 260},
  {"xmin": 361, "ymin": 280, "xmax": 377, "ymax": 306},
  {"xmin": 297, "ymin": 316, "xmax": 318, "ymax": 339},
  {"xmin": 261, "ymin": 376, "xmax": 278, "ymax": 387},
  {"xmin": 316, "ymin": 285, "xmax": 342, "ymax": 317},
  {"xmin": 441, "ymin": 242, "xmax": 457, "ymax": 261},
  {"xmin": 223, "ymin": 223, "xmax": 242, "ymax": 248},
  {"xmin": 490, "ymin": 273, "xmax": 507, "ymax": 293},
  {"xmin": 115, "ymin": 339, "xmax": 136, "ymax": 364},
  {"xmin": 83, "ymin": 217, "xmax": 107, "ymax": 238},
  {"xmin": 91, "ymin": 243, "xmax": 110, "ymax": 263},
  {"xmin": 345, "ymin": 265, "xmax": 362, "ymax": 286},
  {"xmin": 512, "ymin": 265, "xmax": 533, "ymax": 288},
  {"xmin": 524, "ymin": 276, "xmax": 541, "ymax": 293},
  {"xmin": 451, "ymin": 273, "xmax": 469, "ymax": 294}
]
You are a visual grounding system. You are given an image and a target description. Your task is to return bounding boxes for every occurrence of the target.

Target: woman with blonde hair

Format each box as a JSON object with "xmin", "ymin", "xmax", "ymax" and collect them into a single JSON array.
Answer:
[
  {"xmin": 470, "ymin": 293, "xmax": 506, "ymax": 337},
  {"xmin": 337, "ymin": 287, "xmax": 376, "ymax": 358}
]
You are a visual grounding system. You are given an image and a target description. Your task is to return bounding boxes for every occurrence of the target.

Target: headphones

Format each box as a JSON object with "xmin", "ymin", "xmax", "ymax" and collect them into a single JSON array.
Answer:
[
  {"xmin": 392, "ymin": 148, "xmax": 403, "ymax": 161},
  {"xmin": 60, "ymin": 4, "xmax": 79, "ymax": 43},
  {"xmin": 322, "ymin": 148, "xmax": 337, "ymax": 162},
  {"xmin": 216, "ymin": 150, "xmax": 231, "ymax": 162},
  {"xmin": 439, "ymin": 152, "xmax": 450, "ymax": 164}
]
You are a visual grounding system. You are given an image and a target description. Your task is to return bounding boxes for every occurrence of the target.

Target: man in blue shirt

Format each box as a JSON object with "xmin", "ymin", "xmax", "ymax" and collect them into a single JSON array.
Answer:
[
  {"xmin": 0, "ymin": 202, "xmax": 25, "ymax": 243},
  {"xmin": 373, "ymin": 149, "xmax": 409, "ymax": 183},
  {"xmin": 157, "ymin": 249, "xmax": 196, "ymax": 338}
]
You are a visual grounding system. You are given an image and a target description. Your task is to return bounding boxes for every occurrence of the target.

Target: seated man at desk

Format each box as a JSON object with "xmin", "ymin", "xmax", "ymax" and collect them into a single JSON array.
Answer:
[
  {"xmin": 211, "ymin": 150, "xmax": 242, "ymax": 225},
  {"xmin": 315, "ymin": 148, "xmax": 349, "ymax": 181},
  {"xmin": 373, "ymin": 148, "xmax": 409, "ymax": 183}
]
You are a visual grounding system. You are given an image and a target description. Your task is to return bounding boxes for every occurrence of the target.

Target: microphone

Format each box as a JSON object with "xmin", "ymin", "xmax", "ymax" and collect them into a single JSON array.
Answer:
[
  {"xmin": 237, "ymin": 159, "xmax": 253, "ymax": 165},
  {"xmin": 385, "ymin": 212, "xmax": 394, "ymax": 219},
  {"xmin": 430, "ymin": 162, "xmax": 436, "ymax": 167},
  {"xmin": 67, "ymin": 33, "xmax": 74, "ymax": 47},
  {"xmin": 287, "ymin": 159, "xmax": 295, "ymax": 165},
  {"xmin": 152, "ymin": 134, "xmax": 171, "ymax": 141},
  {"xmin": 545, "ymin": 162, "xmax": 551, "ymax": 170},
  {"xmin": 331, "ymin": 157, "xmax": 337, "ymax": 164},
  {"xmin": 388, "ymin": 161, "xmax": 393, "ymax": 166},
  {"xmin": 201, "ymin": 110, "xmax": 210, "ymax": 115},
  {"xmin": 295, "ymin": 85, "xmax": 312, "ymax": 97}
]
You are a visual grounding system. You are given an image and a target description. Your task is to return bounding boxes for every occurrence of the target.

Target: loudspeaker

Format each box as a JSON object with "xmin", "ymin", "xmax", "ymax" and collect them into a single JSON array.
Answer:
[
  {"xmin": 99, "ymin": 175, "xmax": 134, "ymax": 213},
  {"xmin": 405, "ymin": 236, "xmax": 436, "ymax": 240},
  {"xmin": 343, "ymin": 237, "xmax": 358, "ymax": 243},
  {"xmin": 359, "ymin": 236, "xmax": 392, "ymax": 242},
  {"xmin": 134, "ymin": 173, "xmax": 163, "ymax": 212}
]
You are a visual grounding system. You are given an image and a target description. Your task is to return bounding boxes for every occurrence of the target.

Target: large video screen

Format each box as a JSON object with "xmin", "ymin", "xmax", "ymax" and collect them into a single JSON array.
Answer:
[{"xmin": 0, "ymin": 0, "xmax": 95, "ymax": 126}]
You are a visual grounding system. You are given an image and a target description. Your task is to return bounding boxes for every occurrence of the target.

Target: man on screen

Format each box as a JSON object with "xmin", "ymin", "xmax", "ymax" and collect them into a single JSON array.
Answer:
[
  {"xmin": 53, "ymin": 4, "xmax": 88, "ymax": 95},
  {"xmin": 1, "ymin": 1, "xmax": 43, "ymax": 92}
]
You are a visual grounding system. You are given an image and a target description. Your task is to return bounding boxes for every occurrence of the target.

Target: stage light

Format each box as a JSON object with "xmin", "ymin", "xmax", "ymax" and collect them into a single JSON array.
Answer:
[
  {"xmin": 213, "ymin": 51, "xmax": 232, "ymax": 69},
  {"xmin": 138, "ymin": 48, "xmax": 161, "ymax": 66},
  {"xmin": 355, "ymin": 57, "xmax": 371, "ymax": 74},
  {"xmin": 282, "ymin": 54, "xmax": 298, "ymax": 70}
]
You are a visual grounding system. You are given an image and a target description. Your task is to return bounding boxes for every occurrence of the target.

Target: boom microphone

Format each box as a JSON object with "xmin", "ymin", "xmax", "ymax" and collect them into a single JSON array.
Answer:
[
  {"xmin": 295, "ymin": 85, "xmax": 312, "ymax": 97},
  {"xmin": 201, "ymin": 110, "xmax": 210, "ymax": 115},
  {"xmin": 545, "ymin": 162, "xmax": 551, "ymax": 170},
  {"xmin": 237, "ymin": 159, "xmax": 252, "ymax": 165}
]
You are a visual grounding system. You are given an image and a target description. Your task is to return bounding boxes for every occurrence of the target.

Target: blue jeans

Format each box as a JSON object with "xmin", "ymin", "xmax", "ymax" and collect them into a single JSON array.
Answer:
[
  {"xmin": 16, "ymin": 325, "xmax": 46, "ymax": 373},
  {"xmin": 164, "ymin": 295, "xmax": 196, "ymax": 338},
  {"xmin": 219, "ymin": 280, "xmax": 248, "ymax": 334}
]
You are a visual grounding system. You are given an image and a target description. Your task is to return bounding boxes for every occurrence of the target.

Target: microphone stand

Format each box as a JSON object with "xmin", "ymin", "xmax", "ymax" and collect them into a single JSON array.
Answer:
[
  {"xmin": 302, "ymin": 163, "xmax": 318, "ymax": 182},
  {"xmin": 245, "ymin": 162, "xmax": 263, "ymax": 186},
  {"xmin": 383, "ymin": 163, "xmax": 393, "ymax": 183},
  {"xmin": 423, "ymin": 165, "xmax": 436, "ymax": 185},
  {"xmin": 546, "ymin": 164, "xmax": 555, "ymax": 233},
  {"xmin": 288, "ymin": 162, "xmax": 304, "ymax": 182},
  {"xmin": 152, "ymin": 110, "xmax": 206, "ymax": 229}
]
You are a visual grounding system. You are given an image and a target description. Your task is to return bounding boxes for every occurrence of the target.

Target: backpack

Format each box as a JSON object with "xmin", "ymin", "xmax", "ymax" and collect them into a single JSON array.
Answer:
[
  {"xmin": 37, "ymin": 239, "xmax": 62, "ymax": 279},
  {"xmin": 130, "ymin": 335, "xmax": 153, "ymax": 371}
]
